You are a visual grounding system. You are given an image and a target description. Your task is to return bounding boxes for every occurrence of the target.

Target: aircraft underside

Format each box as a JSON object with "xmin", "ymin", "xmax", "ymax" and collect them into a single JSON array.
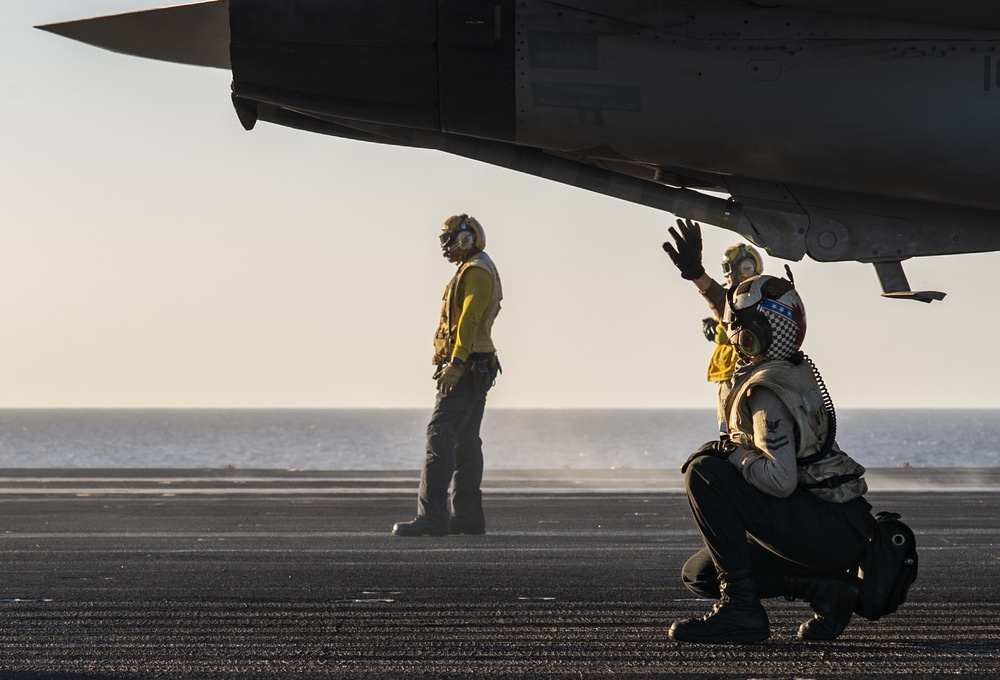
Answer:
[{"xmin": 39, "ymin": 0, "xmax": 1000, "ymax": 301}]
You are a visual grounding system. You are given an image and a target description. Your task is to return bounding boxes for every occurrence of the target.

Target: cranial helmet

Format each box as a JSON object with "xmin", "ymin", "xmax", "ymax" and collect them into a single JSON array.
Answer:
[
  {"xmin": 722, "ymin": 243, "xmax": 764, "ymax": 281},
  {"xmin": 440, "ymin": 214, "xmax": 486, "ymax": 256},
  {"xmin": 723, "ymin": 273, "xmax": 806, "ymax": 360}
]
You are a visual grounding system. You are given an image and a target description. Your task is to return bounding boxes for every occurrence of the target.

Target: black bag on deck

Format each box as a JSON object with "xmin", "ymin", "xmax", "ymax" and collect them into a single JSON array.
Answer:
[{"xmin": 854, "ymin": 511, "xmax": 918, "ymax": 621}]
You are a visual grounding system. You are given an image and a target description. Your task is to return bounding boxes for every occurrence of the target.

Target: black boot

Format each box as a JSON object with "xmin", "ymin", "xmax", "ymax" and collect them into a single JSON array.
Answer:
[
  {"xmin": 669, "ymin": 569, "xmax": 770, "ymax": 643},
  {"xmin": 783, "ymin": 574, "xmax": 860, "ymax": 641},
  {"xmin": 391, "ymin": 516, "xmax": 449, "ymax": 537}
]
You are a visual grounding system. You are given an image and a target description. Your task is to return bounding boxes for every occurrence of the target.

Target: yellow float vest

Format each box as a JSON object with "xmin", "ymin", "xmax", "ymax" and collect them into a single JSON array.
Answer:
[
  {"xmin": 707, "ymin": 314, "xmax": 738, "ymax": 382},
  {"xmin": 707, "ymin": 344, "xmax": 738, "ymax": 382},
  {"xmin": 432, "ymin": 251, "xmax": 502, "ymax": 364}
]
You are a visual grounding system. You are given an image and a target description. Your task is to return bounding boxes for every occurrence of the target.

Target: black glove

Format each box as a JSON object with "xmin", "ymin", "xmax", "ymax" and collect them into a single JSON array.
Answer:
[
  {"xmin": 662, "ymin": 218, "xmax": 705, "ymax": 280},
  {"xmin": 702, "ymin": 317, "xmax": 719, "ymax": 342},
  {"xmin": 680, "ymin": 439, "xmax": 734, "ymax": 474}
]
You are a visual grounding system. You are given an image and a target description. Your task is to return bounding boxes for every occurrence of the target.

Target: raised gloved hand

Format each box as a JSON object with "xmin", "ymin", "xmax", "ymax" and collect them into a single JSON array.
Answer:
[
  {"xmin": 702, "ymin": 317, "xmax": 719, "ymax": 342},
  {"xmin": 662, "ymin": 218, "xmax": 705, "ymax": 280},
  {"xmin": 680, "ymin": 439, "xmax": 734, "ymax": 474},
  {"xmin": 435, "ymin": 362, "xmax": 465, "ymax": 394}
]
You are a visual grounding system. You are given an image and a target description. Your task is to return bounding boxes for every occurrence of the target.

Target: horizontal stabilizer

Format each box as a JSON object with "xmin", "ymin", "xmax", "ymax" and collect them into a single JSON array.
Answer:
[{"xmin": 36, "ymin": 1, "xmax": 230, "ymax": 70}]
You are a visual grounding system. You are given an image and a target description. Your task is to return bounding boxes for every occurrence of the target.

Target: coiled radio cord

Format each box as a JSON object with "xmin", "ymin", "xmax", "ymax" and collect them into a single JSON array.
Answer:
[{"xmin": 795, "ymin": 353, "xmax": 837, "ymax": 466}]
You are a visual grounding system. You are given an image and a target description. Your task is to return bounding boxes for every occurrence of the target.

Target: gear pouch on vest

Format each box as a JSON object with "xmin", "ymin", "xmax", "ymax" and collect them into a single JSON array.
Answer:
[{"xmin": 433, "ymin": 326, "xmax": 451, "ymax": 365}]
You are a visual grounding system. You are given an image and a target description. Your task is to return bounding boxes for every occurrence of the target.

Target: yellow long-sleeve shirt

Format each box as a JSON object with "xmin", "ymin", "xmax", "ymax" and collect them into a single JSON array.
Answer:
[{"xmin": 450, "ymin": 266, "xmax": 495, "ymax": 363}]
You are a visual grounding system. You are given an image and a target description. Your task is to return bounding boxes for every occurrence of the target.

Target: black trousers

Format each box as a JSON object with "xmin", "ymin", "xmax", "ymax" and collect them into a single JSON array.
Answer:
[
  {"xmin": 417, "ymin": 355, "xmax": 499, "ymax": 528},
  {"xmin": 681, "ymin": 455, "xmax": 873, "ymax": 599}
]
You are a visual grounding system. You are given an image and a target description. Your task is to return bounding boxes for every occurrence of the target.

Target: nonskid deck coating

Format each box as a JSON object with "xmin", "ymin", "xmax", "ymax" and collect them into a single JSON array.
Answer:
[{"xmin": 0, "ymin": 468, "xmax": 994, "ymax": 678}]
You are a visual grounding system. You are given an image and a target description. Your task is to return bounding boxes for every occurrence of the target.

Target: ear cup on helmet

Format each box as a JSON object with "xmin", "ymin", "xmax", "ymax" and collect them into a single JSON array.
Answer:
[
  {"xmin": 732, "ymin": 318, "xmax": 771, "ymax": 357},
  {"xmin": 441, "ymin": 214, "xmax": 486, "ymax": 252},
  {"xmin": 725, "ymin": 283, "xmax": 772, "ymax": 357}
]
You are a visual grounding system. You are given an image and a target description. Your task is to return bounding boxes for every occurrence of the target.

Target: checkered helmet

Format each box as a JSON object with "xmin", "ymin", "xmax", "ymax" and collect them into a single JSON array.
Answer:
[{"xmin": 723, "ymin": 274, "xmax": 806, "ymax": 360}]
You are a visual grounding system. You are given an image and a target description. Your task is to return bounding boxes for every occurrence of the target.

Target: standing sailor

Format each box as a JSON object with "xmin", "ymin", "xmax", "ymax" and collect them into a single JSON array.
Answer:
[
  {"xmin": 393, "ymin": 214, "xmax": 502, "ymax": 537},
  {"xmin": 663, "ymin": 218, "xmax": 764, "ymax": 434}
]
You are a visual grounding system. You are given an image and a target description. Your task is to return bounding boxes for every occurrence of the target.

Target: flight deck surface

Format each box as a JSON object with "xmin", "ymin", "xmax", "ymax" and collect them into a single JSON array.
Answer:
[{"xmin": 0, "ymin": 467, "xmax": 995, "ymax": 678}]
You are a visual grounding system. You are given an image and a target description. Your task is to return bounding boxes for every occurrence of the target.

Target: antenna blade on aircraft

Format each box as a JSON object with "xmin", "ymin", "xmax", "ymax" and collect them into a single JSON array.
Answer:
[{"xmin": 36, "ymin": 1, "xmax": 230, "ymax": 69}]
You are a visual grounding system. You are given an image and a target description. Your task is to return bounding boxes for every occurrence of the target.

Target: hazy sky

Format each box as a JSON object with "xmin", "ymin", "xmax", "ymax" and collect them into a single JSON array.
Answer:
[{"xmin": 2, "ymin": 1, "xmax": 997, "ymax": 409}]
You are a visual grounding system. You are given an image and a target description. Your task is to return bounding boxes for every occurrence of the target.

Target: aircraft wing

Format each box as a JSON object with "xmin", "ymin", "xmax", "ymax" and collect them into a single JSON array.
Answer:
[
  {"xmin": 35, "ymin": 2, "xmax": 1000, "ymax": 68},
  {"xmin": 36, "ymin": 1, "xmax": 230, "ymax": 69}
]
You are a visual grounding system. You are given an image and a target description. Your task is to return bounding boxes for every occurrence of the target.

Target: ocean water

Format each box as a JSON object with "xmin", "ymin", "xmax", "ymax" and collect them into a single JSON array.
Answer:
[{"xmin": 0, "ymin": 409, "xmax": 994, "ymax": 470}]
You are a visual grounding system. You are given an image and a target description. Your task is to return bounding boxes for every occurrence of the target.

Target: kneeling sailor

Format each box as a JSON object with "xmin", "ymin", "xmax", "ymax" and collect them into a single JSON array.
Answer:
[{"xmin": 669, "ymin": 272, "xmax": 873, "ymax": 643}]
